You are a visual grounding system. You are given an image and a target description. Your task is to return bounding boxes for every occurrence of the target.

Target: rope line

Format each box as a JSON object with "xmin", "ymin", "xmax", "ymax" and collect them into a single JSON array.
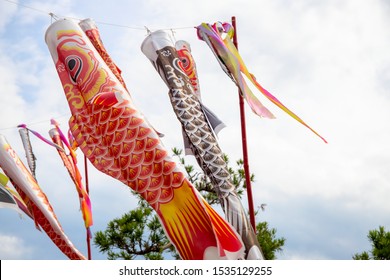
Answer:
[
  {"xmin": 0, "ymin": 114, "xmax": 70, "ymax": 131},
  {"xmin": 4, "ymin": 0, "xmax": 49, "ymax": 15},
  {"xmin": 3, "ymin": 0, "xmax": 196, "ymax": 31}
]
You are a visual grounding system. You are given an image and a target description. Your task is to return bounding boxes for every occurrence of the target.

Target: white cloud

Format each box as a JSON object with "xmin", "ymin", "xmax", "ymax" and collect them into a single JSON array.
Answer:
[
  {"xmin": 0, "ymin": 233, "xmax": 33, "ymax": 259},
  {"xmin": 0, "ymin": 1, "xmax": 17, "ymax": 32}
]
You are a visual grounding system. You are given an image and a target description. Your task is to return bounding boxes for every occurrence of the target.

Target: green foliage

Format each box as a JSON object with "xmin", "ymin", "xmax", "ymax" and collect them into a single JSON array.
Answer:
[
  {"xmin": 353, "ymin": 226, "xmax": 390, "ymax": 260},
  {"xmin": 93, "ymin": 204, "xmax": 172, "ymax": 260},
  {"xmin": 352, "ymin": 251, "xmax": 370, "ymax": 260},
  {"xmin": 94, "ymin": 148, "xmax": 285, "ymax": 260},
  {"xmin": 256, "ymin": 221, "xmax": 285, "ymax": 260}
]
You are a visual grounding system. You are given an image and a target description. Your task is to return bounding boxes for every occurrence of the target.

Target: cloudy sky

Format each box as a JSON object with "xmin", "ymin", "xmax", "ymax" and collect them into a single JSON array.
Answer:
[{"xmin": 1, "ymin": 0, "xmax": 389, "ymax": 260}]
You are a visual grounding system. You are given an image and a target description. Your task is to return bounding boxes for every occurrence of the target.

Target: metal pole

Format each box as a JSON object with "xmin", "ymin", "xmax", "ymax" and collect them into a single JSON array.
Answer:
[
  {"xmin": 231, "ymin": 16, "xmax": 257, "ymax": 231},
  {"xmin": 84, "ymin": 154, "xmax": 92, "ymax": 260}
]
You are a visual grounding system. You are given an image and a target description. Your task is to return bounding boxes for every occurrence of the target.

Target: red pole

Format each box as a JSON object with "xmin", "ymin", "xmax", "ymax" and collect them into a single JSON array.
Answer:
[
  {"xmin": 84, "ymin": 154, "xmax": 90, "ymax": 194},
  {"xmin": 84, "ymin": 154, "xmax": 92, "ymax": 260},
  {"xmin": 232, "ymin": 16, "xmax": 257, "ymax": 232}
]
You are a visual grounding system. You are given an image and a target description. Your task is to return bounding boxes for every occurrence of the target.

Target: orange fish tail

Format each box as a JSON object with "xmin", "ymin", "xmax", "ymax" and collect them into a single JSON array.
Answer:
[{"xmin": 157, "ymin": 179, "xmax": 243, "ymax": 260}]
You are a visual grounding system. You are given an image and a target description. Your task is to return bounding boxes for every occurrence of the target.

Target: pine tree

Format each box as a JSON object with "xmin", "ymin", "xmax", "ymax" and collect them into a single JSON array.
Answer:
[
  {"xmin": 353, "ymin": 226, "xmax": 390, "ymax": 260},
  {"xmin": 94, "ymin": 148, "xmax": 285, "ymax": 259}
]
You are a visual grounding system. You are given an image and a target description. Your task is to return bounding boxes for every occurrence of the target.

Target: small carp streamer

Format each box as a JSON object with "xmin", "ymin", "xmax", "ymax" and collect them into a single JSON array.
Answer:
[
  {"xmin": 197, "ymin": 22, "xmax": 327, "ymax": 143},
  {"xmin": 78, "ymin": 18, "xmax": 127, "ymax": 91},
  {"xmin": 0, "ymin": 172, "xmax": 33, "ymax": 218},
  {"xmin": 18, "ymin": 127, "xmax": 37, "ymax": 180},
  {"xmin": 49, "ymin": 120, "xmax": 93, "ymax": 232},
  {"xmin": 141, "ymin": 30, "xmax": 264, "ymax": 259},
  {"xmin": 45, "ymin": 18, "xmax": 244, "ymax": 260},
  {"xmin": 0, "ymin": 135, "xmax": 86, "ymax": 259}
]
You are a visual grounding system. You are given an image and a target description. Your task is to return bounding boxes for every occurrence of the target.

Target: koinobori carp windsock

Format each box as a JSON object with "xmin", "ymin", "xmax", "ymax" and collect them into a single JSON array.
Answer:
[
  {"xmin": 0, "ymin": 172, "xmax": 33, "ymax": 219},
  {"xmin": 0, "ymin": 134, "xmax": 86, "ymax": 259},
  {"xmin": 197, "ymin": 22, "xmax": 327, "ymax": 143},
  {"xmin": 45, "ymin": 18, "xmax": 244, "ymax": 260},
  {"xmin": 18, "ymin": 127, "xmax": 37, "ymax": 180},
  {"xmin": 78, "ymin": 18, "xmax": 128, "ymax": 91},
  {"xmin": 174, "ymin": 39, "xmax": 226, "ymax": 156},
  {"xmin": 141, "ymin": 30, "xmax": 264, "ymax": 260},
  {"xmin": 49, "ymin": 124, "xmax": 93, "ymax": 232}
]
